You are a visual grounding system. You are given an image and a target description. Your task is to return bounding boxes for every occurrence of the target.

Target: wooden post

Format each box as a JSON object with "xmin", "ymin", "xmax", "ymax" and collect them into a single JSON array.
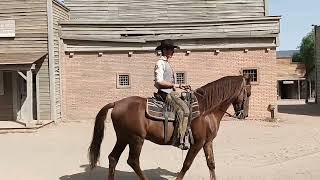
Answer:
[
  {"xmin": 264, "ymin": 0, "xmax": 269, "ymax": 16},
  {"xmin": 26, "ymin": 70, "xmax": 33, "ymax": 122},
  {"xmin": 47, "ymin": 0, "xmax": 56, "ymax": 121},
  {"xmin": 298, "ymin": 80, "xmax": 301, "ymax": 100},
  {"xmin": 309, "ymin": 79, "xmax": 312, "ymax": 100},
  {"xmin": 12, "ymin": 72, "xmax": 18, "ymax": 121},
  {"xmin": 36, "ymin": 68, "xmax": 40, "ymax": 121}
]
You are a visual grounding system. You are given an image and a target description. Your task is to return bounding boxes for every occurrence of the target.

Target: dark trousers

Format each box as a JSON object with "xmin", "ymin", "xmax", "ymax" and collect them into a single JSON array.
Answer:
[{"xmin": 157, "ymin": 90, "xmax": 168, "ymax": 102}]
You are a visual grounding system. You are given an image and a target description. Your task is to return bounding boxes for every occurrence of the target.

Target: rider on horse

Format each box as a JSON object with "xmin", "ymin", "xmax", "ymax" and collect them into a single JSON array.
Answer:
[{"xmin": 154, "ymin": 39, "xmax": 190, "ymax": 150}]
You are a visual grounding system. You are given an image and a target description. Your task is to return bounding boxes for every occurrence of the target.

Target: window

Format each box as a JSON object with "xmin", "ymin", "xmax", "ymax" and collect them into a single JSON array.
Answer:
[
  {"xmin": 117, "ymin": 73, "xmax": 130, "ymax": 88},
  {"xmin": 175, "ymin": 72, "xmax": 186, "ymax": 85},
  {"xmin": 0, "ymin": 72, "xmax": 4, "ymax": 95},
  {"xmin": 243, "ymin": 69, "xmax": 258, "ymax": 83}
]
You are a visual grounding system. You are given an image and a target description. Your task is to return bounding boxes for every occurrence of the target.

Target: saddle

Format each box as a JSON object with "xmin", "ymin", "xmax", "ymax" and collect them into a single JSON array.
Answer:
[
  {"xmin": 146, "ymin": 91, "xmax": 200, "ymax": 147},
  {"xmin": 146, "ymin": 92, "xmax": 200, "ymax": 122}
]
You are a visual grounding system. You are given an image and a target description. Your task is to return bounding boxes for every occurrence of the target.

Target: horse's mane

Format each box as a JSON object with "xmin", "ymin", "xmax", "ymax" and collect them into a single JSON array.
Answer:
[{"xmin": 195, "ymin": 76, "xmax": 244, "ymax": 114}]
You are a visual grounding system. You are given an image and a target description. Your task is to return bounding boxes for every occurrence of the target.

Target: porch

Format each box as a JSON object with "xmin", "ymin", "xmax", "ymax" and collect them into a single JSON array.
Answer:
[{"xmin": 0, "ymin": 52, "xmax": 53, "ymax": 129}]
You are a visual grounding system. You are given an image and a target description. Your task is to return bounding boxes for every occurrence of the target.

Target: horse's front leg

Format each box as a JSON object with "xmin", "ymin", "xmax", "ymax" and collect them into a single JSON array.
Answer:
[
  {"xmin": 203, "ymin": 141, "xmax": 216, "ymax": 180},
  {"xmin": 176, "ymin": 142, "xmax": 203, "ymax": 180}
]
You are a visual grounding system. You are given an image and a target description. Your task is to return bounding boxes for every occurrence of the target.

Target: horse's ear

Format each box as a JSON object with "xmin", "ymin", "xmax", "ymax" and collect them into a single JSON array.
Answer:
[{"xmin": 243, "ymin": 74, "xmax": 251, "ymax": 85}]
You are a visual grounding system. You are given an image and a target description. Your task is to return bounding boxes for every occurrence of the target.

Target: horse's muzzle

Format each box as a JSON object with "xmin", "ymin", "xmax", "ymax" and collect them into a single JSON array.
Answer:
[{"xmin": 235, "ymin": 110, "xmax": 246, "ymax": 119}]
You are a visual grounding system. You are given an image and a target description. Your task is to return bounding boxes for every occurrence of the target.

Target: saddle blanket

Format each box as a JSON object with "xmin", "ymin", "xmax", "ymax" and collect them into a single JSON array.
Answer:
[{"xmin": 146, "ymin": 95, "xmax": 200, "ymax": 121}]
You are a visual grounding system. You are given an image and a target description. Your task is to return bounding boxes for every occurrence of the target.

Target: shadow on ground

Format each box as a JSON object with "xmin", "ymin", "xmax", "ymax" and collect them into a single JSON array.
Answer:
[
  {"xmin": 278, "ymin": 103, "xmax": 320, "ymax": 116},
  {"xmin": 60, "ymin": 165, "xmax": 177, "ymax": 180}
]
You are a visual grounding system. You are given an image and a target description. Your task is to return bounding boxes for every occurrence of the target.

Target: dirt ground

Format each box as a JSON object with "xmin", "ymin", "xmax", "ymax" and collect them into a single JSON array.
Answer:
[{"xmin": 1, "ymin": 100, "xmax": 320, "ymax": 180}]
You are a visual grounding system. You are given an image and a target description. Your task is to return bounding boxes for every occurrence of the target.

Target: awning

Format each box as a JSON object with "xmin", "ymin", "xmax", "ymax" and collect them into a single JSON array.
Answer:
[
  {"xmin": 278, "ymin": 75, "xmax": 305, "ymax": 81},
  {"xmin": 0, "ymin": 52, "xmax": 48, "ymax": 71},
  {"xmin": 0, "ymin": 52, "xmax": 47, "ymax": 65}
]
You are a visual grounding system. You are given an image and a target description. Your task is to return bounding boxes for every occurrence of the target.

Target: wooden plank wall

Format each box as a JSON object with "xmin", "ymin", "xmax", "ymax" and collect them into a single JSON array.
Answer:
[
  {"xmin": 60, "ymin": 17, "xmax": 280, "ymax": 51},
  {"xmin": 52, "ymin": 0, "xmax": 70, "ymax": 120},
  {"xmin": 0, "ymin": 0, "xmax": 51, "ymax": 120},
  {"xmin": 0, "ymin": 0, "xmax": 48, "ymax": 53},
  {"xmin": 61, "ymin": 17, "xmax": 280, "ymax": 40},
  {"xmin": 64, "ymin": 0, "xmax": 266, "ymax": 22},
  {"xmin": 63, "ymin": 37, "xmax": 277, "ymax": 52},
  {"xmin": 37, "ymin": 55, "xmax": 51, "ymax": 120}
]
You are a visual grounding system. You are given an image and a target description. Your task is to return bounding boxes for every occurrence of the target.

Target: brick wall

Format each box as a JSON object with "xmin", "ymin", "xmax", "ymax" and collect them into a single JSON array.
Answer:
[{"xmin": 61, "ymin": 49, "xmax": 277, "ymax": 121}]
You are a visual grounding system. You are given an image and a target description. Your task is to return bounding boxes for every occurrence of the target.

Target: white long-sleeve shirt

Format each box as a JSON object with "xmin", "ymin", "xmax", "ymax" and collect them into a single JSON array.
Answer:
[{"xmin": 154, "ymin": 56, "xmax": 175, "ymax": 93}]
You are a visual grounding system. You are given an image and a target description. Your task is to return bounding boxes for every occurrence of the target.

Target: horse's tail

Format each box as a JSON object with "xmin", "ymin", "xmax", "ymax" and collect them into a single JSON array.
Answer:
[{"xmin": 89, "ymin": 102, "xmax": 115, "ymax": 169}]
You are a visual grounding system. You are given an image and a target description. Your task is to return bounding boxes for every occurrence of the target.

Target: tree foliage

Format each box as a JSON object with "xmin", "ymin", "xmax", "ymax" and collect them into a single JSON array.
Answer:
[{"xmin": 292, "ymin": 31, "xmax": 315, "ymax": 76}]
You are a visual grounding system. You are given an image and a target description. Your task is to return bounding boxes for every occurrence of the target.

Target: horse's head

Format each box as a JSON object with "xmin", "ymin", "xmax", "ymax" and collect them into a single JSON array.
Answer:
[{"xmin": 232, "ymin": 75, "xmax": 251, "ymax": 119}]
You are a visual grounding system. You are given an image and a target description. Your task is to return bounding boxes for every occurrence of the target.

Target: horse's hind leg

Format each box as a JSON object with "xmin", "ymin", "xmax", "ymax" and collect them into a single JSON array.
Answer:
[
  {"xmin": 203, "ymin": 142, "xmax": 216, "ymax": 180},
  {"xmin": 108, "ymin": 139, "xmax": 127, "ymax": 180},
  {"xmin": 127, "ymin": 136, "xmax": 149, "ymax": 180}
]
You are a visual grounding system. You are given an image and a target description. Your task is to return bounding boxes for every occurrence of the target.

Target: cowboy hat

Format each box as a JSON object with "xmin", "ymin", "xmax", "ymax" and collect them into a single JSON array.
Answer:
[{"xmin": 155, "ymin": 39, "xmax": 180, "ymax": 51}]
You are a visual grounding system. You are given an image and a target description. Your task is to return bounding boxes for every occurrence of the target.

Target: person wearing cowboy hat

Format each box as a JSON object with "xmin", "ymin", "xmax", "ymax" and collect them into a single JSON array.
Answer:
[{"xmin": 154, "ymin": 39, "xmax": 190, "ymax": 150}]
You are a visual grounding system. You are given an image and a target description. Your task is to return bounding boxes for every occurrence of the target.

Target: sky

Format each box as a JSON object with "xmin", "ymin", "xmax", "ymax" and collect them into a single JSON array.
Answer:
[
  {"xmin": 59, "ymin": 0, "xmax": 320, "ymax": 51},
  {"xmin": 269, "ymin": 0, "xmax": 320, "ymax": 50}
]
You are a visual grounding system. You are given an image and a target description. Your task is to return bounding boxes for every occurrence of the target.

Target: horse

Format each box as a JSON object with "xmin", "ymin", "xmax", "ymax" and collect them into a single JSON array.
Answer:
[{"xmin": 88, "ymin": 75, "xmax": 251, "ymax": 180}]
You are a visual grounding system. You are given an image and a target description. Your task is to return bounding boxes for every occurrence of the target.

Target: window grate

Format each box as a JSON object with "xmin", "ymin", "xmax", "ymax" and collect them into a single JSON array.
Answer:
[
  {"xmin": 176, "ymin": 72, "xmax": 186, "ymax": 84},
  {"xmin": 118, "ymin": 74, "xmax": 130, "ymax": 87},
  {"xmin": 243, "ymin": 69, "xmax": 258, "ymax": 82}
]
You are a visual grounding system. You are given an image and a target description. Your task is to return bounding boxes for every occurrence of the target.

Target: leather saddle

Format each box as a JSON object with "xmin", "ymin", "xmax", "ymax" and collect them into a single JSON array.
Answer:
[
  {"xmin": 146, "ymin": 92, "xmax": 200, "ymax": 122},
  {"xmin": 146, "ymin": 91, "xmax": 200, "ymax": 146}
]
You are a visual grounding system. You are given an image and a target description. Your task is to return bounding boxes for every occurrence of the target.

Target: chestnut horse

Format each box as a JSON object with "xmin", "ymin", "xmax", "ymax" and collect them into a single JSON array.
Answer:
[{"xmin": 89, "ymin": 75, "xmax": 251, "ymax": 180}]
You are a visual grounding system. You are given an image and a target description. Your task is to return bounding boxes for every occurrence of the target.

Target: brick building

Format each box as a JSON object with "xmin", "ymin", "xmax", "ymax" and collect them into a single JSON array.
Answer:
[
  {"xmin": 59, "ymin": 0, "xmax": 280, "ymax": 120},
  {"xmin": 276, "ymin": 50, "xmax": 307, "ymax": 100}
]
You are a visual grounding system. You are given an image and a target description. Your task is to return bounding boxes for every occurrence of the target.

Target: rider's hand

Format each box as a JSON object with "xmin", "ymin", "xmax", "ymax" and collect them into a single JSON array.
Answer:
[
  {"xmin": 174, "ymin": 87, "xmax": 184, "ymax": 95},
  {"xmin": 180, "ymin": 84, "xmax": 191, "ymax": 90},
  {"xmin": 173, "ymin": 84, "xmax": 181, "ymax": 89}
]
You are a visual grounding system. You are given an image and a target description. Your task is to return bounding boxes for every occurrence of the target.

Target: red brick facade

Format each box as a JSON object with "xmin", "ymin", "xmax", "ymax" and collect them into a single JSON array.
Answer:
[{"xmin": 61, "ymin": 49, "xmax": 277, "ymax": 121}]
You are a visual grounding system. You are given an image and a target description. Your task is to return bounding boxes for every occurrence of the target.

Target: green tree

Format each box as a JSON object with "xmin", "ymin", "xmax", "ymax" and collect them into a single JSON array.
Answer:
[
  {"xmin": 292, "ymin": 30, "xmax": 315, "ymax": 101},
  {"xmin": 292, "ymin": 31, "xmax": 315, "ymax": 74}
]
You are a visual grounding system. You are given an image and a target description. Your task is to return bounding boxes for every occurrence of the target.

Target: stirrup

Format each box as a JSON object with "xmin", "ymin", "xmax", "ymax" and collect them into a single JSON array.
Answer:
[{"xmin": 178, "ymin": 144, "xmax": 190, "ymax": 150}]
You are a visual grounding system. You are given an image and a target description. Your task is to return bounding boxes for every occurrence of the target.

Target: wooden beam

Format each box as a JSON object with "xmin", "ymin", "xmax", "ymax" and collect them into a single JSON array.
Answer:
[
  {"xmin": 0, "ymin": 64, "xmax": 33, "ymax": 71},
  {"xmin": 60, "ymin": 16, "xmax": 281, "ymax": 26},
  {"xmin": 26, "ymin": 70, "xmax": 33, "ymax": 122},
  {"xmin": 31, "ymin": 64, "xmax": 36, "ymax": 70},
  {"xmin": 52, "ymin": 0, "xmax": 70, "ymax": 12},
  {"xmin": 18, "ymin": 71, "xmax": 27, "ymax": 80},
  {"xmin": 65, "ymin": 43, "xmax": 277, "ymax": 52},
  {"xmin": 62, "ymin": 34, "xmax": 278, "ymax": 43},
  {"xmin": 264, "ymin": 0, "xmax": 269, "ymax": 16},
  {"xmin": 47, "ymin": 0, "xmax": 57, "ymax": 121},
  {"xmin": 61, "ymin": 35, "xmax": 146, "ymax": 43},
  {"xmin": 58, "ymin": 38, "xmax": 64, "ymax": 122}
]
